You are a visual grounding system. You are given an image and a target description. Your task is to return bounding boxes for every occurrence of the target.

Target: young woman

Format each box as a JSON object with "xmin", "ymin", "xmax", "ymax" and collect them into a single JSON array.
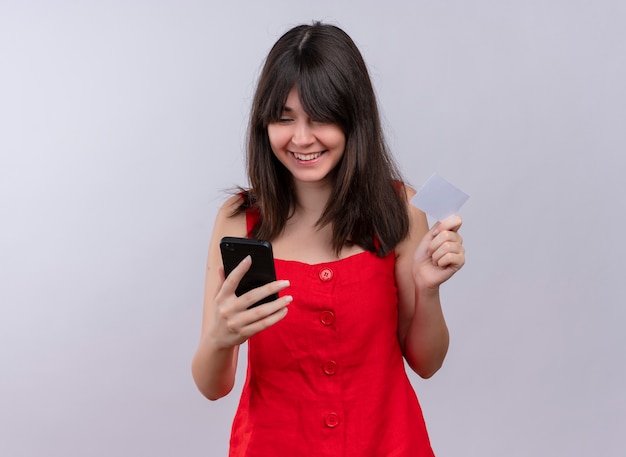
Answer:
[{"xmin": 192, "ymin": 22, "xmax": 465, "ymax": 456}]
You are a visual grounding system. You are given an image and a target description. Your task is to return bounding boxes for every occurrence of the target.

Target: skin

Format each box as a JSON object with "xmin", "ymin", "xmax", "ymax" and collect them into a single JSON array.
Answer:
[{"xmin": 191, "ymin": 88, "xmax": 465, "ymax": 400}]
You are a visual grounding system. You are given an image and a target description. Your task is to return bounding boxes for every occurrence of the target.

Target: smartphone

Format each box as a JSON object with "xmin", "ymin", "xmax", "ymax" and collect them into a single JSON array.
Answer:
[{"xmin": 219, "ymin": 237, "xmax": 278, "ymax": 308}]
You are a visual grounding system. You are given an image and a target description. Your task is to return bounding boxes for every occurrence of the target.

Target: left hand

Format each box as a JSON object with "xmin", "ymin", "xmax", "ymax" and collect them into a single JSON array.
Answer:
[{"xmin": 412, "ymin": 215, "xmax": 465, "ymax": 291}]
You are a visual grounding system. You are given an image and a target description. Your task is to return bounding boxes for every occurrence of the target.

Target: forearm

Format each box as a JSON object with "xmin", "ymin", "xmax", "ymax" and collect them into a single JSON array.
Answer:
[
  {"xmin": 403, "ymin": 287, "xmax": 449, "ymax": 379},
  {"xmin": 192, "ymin": 334, "xmax": 239, "ymax": 401}
]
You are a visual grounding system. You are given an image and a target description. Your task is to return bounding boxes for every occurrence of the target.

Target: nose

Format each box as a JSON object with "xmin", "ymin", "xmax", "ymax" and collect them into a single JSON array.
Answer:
[{"xmin": 291, "ymin": 120, "xmax": 314, "ymax": 147}]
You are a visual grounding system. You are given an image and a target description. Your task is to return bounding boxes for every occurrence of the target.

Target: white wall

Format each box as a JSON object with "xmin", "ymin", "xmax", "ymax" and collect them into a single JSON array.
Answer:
[{"xmin": 1, "ymin": 1, "xmax": 624, "ymax": 456}]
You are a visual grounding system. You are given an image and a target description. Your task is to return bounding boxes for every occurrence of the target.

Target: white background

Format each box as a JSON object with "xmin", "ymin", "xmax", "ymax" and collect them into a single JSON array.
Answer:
[{"xmin": 1, "ymin": 1, "xmax": 624, "ymax": 456}]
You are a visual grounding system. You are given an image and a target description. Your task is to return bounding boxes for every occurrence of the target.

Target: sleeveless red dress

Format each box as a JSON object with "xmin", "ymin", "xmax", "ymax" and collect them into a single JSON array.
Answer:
[{"xmin": 228, "ymin": 206, "xmax": 435, "ymax": 456}]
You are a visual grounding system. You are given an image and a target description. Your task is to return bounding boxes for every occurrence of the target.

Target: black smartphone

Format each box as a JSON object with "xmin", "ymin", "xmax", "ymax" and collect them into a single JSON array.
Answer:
[{"xmin": 219, "ymin": 237, "xmax": 278, "ymax": 308}]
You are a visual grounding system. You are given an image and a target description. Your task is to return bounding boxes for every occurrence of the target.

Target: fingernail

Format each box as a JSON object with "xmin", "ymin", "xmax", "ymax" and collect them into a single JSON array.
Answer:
[
  {"xmin": 284, "ymin": 295, "xmax": 293, "ymax": 303},
  {"xmin": 279, "ymin": 280, "xmax": 290, "ymax": 288}
]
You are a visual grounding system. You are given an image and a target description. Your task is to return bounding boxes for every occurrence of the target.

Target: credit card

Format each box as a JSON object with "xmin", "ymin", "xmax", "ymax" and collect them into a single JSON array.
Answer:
[{"xmin": 411, "ymin": 173, "xmax": 469, "ymax": 221}]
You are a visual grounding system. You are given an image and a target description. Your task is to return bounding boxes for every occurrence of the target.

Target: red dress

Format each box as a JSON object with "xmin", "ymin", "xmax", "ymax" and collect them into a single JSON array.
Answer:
[{"xmin": 228, "ymin": 207, "xmax": 435, "ymax": 456}]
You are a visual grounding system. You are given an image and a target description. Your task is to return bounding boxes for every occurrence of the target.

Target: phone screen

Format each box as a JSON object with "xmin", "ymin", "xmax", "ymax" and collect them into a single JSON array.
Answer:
[{"xmin": 220, "ymin": 237, "xmax": 278, "ymax": 308}]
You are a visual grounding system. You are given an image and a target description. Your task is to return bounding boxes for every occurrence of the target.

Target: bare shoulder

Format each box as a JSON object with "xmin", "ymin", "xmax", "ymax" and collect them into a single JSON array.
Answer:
[
  {"xmin": 397, "ymin": 182, "xmax": 417, "ymax": 201},
  {"xmin": 206, "ymin": 194, "xmax": 248, "ymax": 272},
  {"xmin": 395, "ymin": 184, "xmax": 428, "ymax": 259},
  {"xmin": 212, "ymin": 194, "xmax": 248, "ymax": 240}
]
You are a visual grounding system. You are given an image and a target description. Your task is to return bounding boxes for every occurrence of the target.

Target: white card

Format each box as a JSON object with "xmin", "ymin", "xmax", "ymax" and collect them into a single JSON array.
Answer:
[{"xmin": 411, "ymin": 173, "xmax": 469, "ymax": 221}]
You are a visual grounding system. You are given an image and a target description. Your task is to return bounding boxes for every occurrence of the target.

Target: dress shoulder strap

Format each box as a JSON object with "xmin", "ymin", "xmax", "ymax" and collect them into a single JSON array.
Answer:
[{"xmin": 239, "ymin": 191, "xmax": 261, "ymax": 238}]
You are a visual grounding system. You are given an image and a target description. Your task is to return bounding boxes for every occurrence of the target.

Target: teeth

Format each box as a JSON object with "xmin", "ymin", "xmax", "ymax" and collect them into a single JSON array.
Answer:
[{"xmin": 293, "ymin": 152, "xmax": 321, "ymax": 161}]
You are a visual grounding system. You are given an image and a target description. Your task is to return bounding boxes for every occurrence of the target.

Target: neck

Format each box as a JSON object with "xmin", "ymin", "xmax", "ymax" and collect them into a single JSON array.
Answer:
[{"xmin": 292, "ymin": 180, "xmax": 333, "ymax": 222}]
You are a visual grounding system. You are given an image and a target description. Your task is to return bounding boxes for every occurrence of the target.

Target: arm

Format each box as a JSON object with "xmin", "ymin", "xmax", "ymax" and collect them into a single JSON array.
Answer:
[
  {"xmin": 395, "ymin": 189, "xmax": 465, "ymax": 379},
  {"xmin": 191, "ymin": 196, "xmax": 292, "ymax": 400}
]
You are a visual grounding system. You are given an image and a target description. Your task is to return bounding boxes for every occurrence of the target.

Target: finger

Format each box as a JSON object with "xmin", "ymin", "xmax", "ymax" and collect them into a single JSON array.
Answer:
[
  {"xmin": 427, "ymin": 221, "xmax": 441, "ymax": 240},
  {"xmin": 432, "ymin": 243, "xmax": 466, "ymax": 268},
  {"xmin": 428, "ymin": 231, "xmax": 463, "ymax": 257},
  {"xmin": 221, "ymin": 255, "xmax": 253, "ymax": 295},
  {"xmin": 235, "ymin": 279, "xmax": 291, "ymax": 311},
  {"xmin": 433, "ymin": 215, "xmax": 463, "ymax": 235},
  {"xmin": 229, "ymin": 294, "xmax": 293, "ymax": 337},
  {"xmin": 213, "ymin": 265, "xmax": 226, "ymax": 297},
  {"xmin": 435, "ymin": 251, "xmax": 465, "ymax": 270},
  {"xmin": 239, "ymin": 299, "xmax": 291, "ymax": 338}
]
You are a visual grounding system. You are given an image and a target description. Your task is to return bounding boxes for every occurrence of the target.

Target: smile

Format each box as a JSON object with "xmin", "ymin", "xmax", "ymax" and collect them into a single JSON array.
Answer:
[{"xmin": 292, "ymin": 151, "xmax": 324, "ymax": 161}]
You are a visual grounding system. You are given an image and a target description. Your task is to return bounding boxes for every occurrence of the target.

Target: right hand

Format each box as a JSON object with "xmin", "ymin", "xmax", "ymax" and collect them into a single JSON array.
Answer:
[{"xmin": 208, "ymin": 255, "xmax": 292, "ymax": 348}]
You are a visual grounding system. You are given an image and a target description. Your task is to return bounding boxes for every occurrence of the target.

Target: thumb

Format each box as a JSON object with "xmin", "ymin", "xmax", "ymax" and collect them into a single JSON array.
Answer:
[
  {"xmin": 217, "ymin": 265, "xmax": 226, "ymax": 286},
  {"xmin": 429, "ymin": 221, "xmax": 442, "ymax": 239},
  {"xmin": 437, "ymin": 215, "xmax": 463, "ymax": 234}
]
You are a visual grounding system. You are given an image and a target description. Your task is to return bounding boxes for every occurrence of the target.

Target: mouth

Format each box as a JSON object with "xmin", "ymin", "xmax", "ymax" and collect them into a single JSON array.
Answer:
[{"xmin": 292, "ymin": 151, "xmax": 325, "ymax": 161}]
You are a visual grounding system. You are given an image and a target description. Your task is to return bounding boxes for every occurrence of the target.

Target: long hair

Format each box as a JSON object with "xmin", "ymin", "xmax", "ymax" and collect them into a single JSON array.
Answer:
[{"xmin": 240, "ymin": 22, "xmax": 409, "ymax": 256}]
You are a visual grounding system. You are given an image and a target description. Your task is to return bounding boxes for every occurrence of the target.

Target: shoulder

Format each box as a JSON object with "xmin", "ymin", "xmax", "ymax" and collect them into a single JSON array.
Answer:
[
  {"xmin": 391, "ymin": 182, "xmax": 426, "ymax": 242},
  {"xmin": 212, "ymin": 194, "xmax": 248, "ymax": 240},
  {"xmin": 392, "ymin": 181, "xmax": 415, "ymax": 201},
  {"xmin": 394, "ymin": 183, "xmax": 428, "ymax": 260}
]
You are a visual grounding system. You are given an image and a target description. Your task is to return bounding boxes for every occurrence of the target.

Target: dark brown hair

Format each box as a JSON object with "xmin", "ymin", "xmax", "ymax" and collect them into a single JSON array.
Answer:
[{"xmin": 240, "ymin": 22, "xmax": 409, "ymax": 256}]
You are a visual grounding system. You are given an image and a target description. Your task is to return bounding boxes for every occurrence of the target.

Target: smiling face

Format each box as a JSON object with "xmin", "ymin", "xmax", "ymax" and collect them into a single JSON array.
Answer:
[{"xmin": 267, "ymin": 87, "xmax": 346, "ymax": 187}]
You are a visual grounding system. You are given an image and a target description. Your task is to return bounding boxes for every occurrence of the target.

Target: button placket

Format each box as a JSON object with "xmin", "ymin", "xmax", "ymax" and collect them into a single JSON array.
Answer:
[
  {"xmin": 318, "ymin": 265, "xmax": 336, "ymax": 326},
  {"xmin": 316, "ymin": 265, "xmax": 341, "ymax": 431}
]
